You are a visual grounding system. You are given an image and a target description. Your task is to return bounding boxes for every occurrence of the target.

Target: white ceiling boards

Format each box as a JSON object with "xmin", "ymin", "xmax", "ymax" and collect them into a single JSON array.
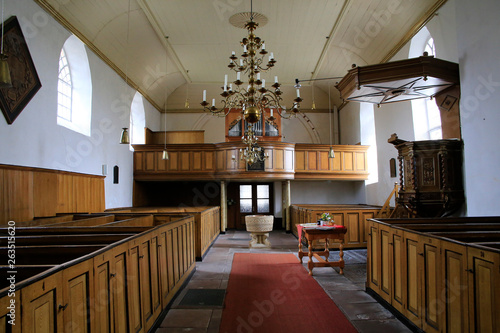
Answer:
[{"xmin": 35, "ymin": 0, "xmax": 447, "ymax": 110}]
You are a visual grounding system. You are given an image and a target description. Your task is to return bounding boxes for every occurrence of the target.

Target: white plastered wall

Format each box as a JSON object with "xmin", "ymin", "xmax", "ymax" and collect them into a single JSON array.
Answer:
[{"xmin": 0, "ymin": 0, "xmax": 160, "ymax": 209}]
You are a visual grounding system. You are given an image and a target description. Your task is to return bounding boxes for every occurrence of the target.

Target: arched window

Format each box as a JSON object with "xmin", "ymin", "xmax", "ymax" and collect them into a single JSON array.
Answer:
[
  {"xmin": 130, "ymin": 91, "xmax": 146, "ymax": 150},
  {"xmin": 57, "ymin": 35, "xmax": 92, "ymax": 136},
  {"xmin": 409, "ymin": 30, "xmax": 442, "ymax": 140},
  {"xmin": 425, "ymin": 37, "xmax": 436, "ymax": 56},
  {"xmin": 57, "ymin": 48, "xmax": 72, "ymax": 122}
]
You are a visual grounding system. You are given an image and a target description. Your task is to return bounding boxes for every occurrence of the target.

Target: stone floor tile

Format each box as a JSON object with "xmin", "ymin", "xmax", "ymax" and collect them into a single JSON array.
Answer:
[
  {"xmin": 184, "ymin": 279, "xmax": 223, "ymax": 289},
  {"xmin": 207, "ymin": 309, "xmax": 222, "ymax": 331},
  {"xmin": 153, "ymin": 230, "xmax": 412, "ymax": 333},
  {"xmin": 155, "ymin": 328, "xmax": 207, "ymax": 333},
  {"xmin": 352, "ymin": 319, "xmax": 413, "ymax": 333},
  {"xmin": 160, "ymin": 309, "xmax": 213, "ymax": 328}
]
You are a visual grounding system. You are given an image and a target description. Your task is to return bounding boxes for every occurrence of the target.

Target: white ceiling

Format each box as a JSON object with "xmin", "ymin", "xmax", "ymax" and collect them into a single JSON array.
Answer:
[{"xmin": 35, "ymin": 0, "xmax": 447, "ymax": 111}]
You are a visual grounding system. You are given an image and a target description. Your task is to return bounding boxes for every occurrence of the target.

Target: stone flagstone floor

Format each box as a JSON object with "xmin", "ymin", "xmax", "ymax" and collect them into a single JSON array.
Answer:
[{"xmin": 154, "ymin": 230, "xmax": 412, "ymax": 333}]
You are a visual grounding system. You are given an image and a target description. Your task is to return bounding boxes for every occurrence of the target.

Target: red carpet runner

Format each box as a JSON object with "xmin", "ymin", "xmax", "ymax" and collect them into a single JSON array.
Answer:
[{"xmin": 220, "ymin": 253, "xmax": 358, "ymax": 333}]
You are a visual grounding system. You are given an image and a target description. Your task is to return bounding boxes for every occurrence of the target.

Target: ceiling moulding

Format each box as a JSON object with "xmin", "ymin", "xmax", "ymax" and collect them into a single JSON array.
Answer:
[
  {"xmin": 336, "ymin": 54, "xmax": 459, "ymax": 105},
  {"xmin": 33, "ymin": 0, "xmax": 163, "ymax": 112}
]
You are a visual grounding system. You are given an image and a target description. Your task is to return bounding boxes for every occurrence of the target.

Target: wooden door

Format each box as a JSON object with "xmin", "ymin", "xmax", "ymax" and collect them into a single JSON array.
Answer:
[
  {"xmin": 113, "ymin": 244, "xmax": 131, "ymax": 333},
  {"xmin": 229, "ymin": 183, "xmax": 274, "ymax": 230},
  {"xmin": 441, "ymin": 240, "xmax": 468, "ymax": 333},
  {"xmin": 127, "ymin": 243, "xmax": 143, "ymax": 333},
  {"xmin": 21, "ymin": 271, "xmax": 64, "ymax": 333},
  {"xmin": 419, "ymin": 235, "xmax": 441, "ymax": 333},
  {"xmin": 390, "ymin": 228, "xmax": 405, "ymax": 314},
  {"xmin": 404, "ymin": 231, "xmax": 421, "ymax": 328},
  {"xmin": 366, "ymin": 221, "xmax": 380, "ymax": 292},
  {"xmin": 379, "ymin": 224, "xmax": 392, "ymax": 303},
  {"xmin": 467, "ymin": 247, "xmax": 500, "ymax": 333},
  {"xmin": 158, "ymin": 230, "xmax": 170, "ymax": 308},
  {"xmin": 62, "ymin": 259, "xmax": 93, "ymax": 333},
  {"xmin": 94, "ymin": 251, "xmax": 113, "ymax": 332}
]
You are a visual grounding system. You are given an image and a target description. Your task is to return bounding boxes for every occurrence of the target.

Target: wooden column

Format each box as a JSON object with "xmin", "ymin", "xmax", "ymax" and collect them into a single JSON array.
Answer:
[
  {"xmin": 282, "ymin": 180, "xmax": 291, "ymax": 231},
  {"xmin": 220, "ymin": 180, "xmax": 227, "ymax": 233}
]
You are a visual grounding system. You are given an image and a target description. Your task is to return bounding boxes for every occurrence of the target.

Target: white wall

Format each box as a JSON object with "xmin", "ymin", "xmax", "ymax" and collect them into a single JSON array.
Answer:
[
  {"xmin": 291, "ymin": 181, "xmax": 365, "ymax": 204},
  {"xmin": 0, "ymin": 0, "xmax": 159, "ymax": 209},
  {"xmin": 456, "ymin": 0, "xmax": 500, "ymax": 215},
  {"xmin": 341, "ymin": 0, "xmax": 461, "ymax": 208}
]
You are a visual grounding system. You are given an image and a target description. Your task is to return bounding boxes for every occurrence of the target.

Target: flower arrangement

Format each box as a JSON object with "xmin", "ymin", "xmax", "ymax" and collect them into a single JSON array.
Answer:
[
  {"xmin": 317, "ymin": 213, "xmax": 333, "ymax": 226},
  {"xmin": 319, "ymin": 213, "xmax": 332, "ymax": 221}
]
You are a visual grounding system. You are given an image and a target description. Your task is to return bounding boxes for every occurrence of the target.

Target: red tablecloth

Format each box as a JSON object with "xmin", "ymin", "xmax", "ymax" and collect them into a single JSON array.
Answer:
[{"xmin": 296, "ymin": 224, "xmax": 347, "ymax": 242}]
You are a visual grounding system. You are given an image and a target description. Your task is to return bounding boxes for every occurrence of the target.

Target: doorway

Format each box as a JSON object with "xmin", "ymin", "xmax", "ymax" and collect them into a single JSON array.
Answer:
[{"xmin": 227, "ymin": 182, "xmax": 274, "ymax": 230}]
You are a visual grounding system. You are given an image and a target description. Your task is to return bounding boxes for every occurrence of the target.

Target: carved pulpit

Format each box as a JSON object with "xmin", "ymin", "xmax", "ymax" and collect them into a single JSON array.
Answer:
[{"xmin": 389, "ymin": 134, "xmax": 464, "ymax": 217}]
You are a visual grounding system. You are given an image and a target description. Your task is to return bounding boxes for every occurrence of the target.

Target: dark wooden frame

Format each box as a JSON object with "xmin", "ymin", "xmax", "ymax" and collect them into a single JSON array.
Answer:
[
  {"xmin": 440, "ymin": 94, "xmax": 457, "ymax": 111},
  {"xmin": 0, "ymin": 16, "xmax": 42, "ymax": 124}
]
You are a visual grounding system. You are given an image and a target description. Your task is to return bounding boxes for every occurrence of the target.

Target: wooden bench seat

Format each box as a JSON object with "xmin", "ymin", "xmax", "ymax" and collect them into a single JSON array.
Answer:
[
  {"xmin": 396, "ymin": 222, "xmax": 500, "ymax": 232},
  {"xmin": 0, "ymin": 245, "xmax": 106, "ymax": 265},
  {"xmin": 42, "ymin": 214, "xmax": 116, "ymax": 227},
  {"xmin": 429, "ymin": 230, "xmax": 500, "ymax": 242},
  {"xmin": 1, "ymin": 226, "xmax": 151, "ymax": 235},
  {"xmin": 0, "ymin": 233, "xmax": 135, "ymax": 246},
  {"xmin": 0, "ymin": 265, "xmax": 57, "ymax": 289}
]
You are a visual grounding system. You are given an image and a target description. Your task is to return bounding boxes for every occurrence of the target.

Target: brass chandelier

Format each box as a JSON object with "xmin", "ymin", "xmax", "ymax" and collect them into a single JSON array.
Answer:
[
  {"xmin": 238, "ymin": 128, "xmax": 268, "ymax": 165},
  {"xmin": 200, "ymin": 7, "xmax": 303, "ymax": 124}
]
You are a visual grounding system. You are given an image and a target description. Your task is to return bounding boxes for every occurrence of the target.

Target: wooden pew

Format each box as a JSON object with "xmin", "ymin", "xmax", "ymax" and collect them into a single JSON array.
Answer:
[{"xmin": 0, "ymin": 213, "xmax": 197, "ymax": 333}]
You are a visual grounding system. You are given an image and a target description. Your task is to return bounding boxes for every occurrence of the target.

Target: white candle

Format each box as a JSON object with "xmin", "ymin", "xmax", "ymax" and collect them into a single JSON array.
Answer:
[
  {"xmin": 229, "ymin": 84, "xmax": 233, "ymax": 91},
  {"xmin": 282, "ymin": 106, "xmax": 286, "ymax": 113},
  {"xmin": 232, "ymin": 51, "xmax": 235, "ymax": 56},
  {"xmin": 203, "ymin": 90, "xmax": 206, "ymax": 101},
  {"xmin": 270, "ymin": 109, "xmax": 273, "ymax": 117},
  {"xmin": 262, "ymin": 43, "xmax": 265, "ymax": 50},
  {"xmin": 224, "ymin": 74, "xmax": 228, "ymax": 86},
  {"xmin": 274, "ymin": 76, "xmax": 278, "ymax": 83},
  {"xmin": 237, "ymin": 72, "xmax": 241, "ymax": 81},
  {"xmin": 262, "ymin": 79, "xmax": 265, "ymax": 88},
  {"xmin": 270, "ymin": 52, "xmax": 274, "ymax": 59},
  {"xmin": 257, "ymin": 73, "xmax": 261, "ymax": 80},
  {"xmin": 296, "ymin": 88, "xmax": 300, "ymax": 98},
  {"xmin": 212, "ymin": 98, "xmax": 215, "ymax": 106},
  {"xmin": 243, "ymin": 45, "xmax": 247, "ymax": 53},
  {"xmin": 240, "ymin": 59, "xmax": 243, "ymax": 66}
]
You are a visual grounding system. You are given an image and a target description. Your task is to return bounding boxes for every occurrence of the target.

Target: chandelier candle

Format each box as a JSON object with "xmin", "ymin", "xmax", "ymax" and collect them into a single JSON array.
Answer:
[{"xmin": 200, "ymin": 15, "xmax": 303, "ymax": 121}]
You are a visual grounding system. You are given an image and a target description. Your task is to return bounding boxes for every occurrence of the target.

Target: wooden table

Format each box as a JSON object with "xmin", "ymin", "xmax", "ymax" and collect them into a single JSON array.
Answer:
[{"xmin": 297, "ymin": 226, "xmax": 347, "ymax": 276}]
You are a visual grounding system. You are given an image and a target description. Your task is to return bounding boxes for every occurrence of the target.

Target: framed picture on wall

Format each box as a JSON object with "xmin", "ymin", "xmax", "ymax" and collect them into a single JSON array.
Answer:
[{"xmin": 0, "ymin": 16, "xmax": 42, "ymax": 124}]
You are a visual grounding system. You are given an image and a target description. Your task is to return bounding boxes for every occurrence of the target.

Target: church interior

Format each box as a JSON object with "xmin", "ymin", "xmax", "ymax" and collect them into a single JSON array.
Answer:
[{"xmin": 0, "ymin": 0, "xmax": 499, "ymax": 332}]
